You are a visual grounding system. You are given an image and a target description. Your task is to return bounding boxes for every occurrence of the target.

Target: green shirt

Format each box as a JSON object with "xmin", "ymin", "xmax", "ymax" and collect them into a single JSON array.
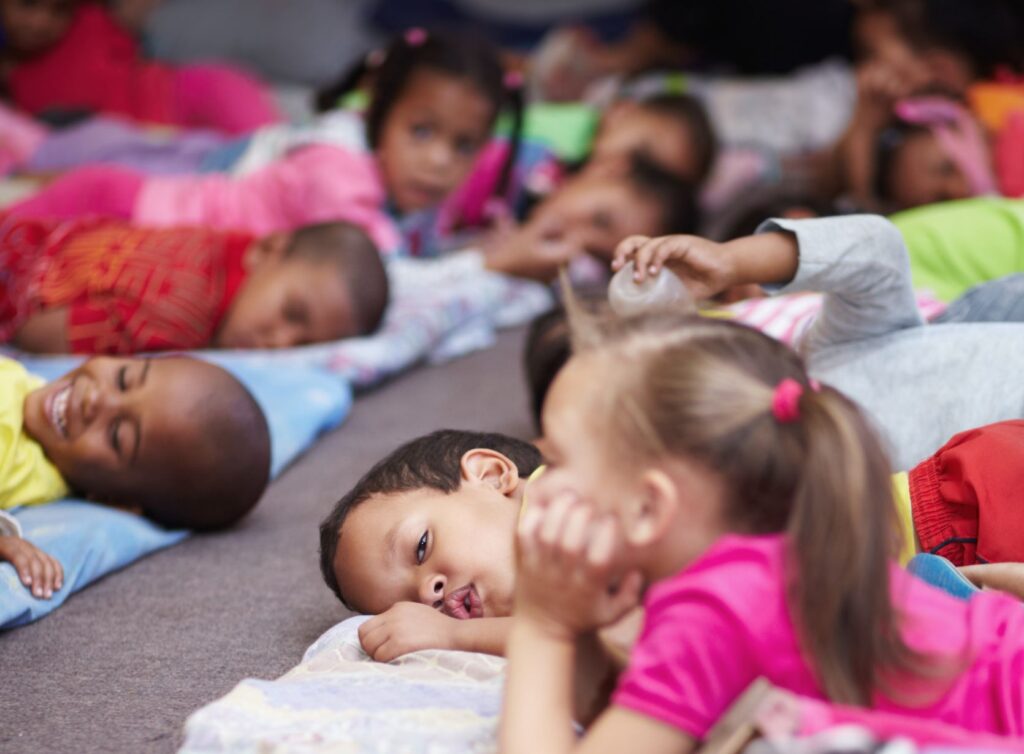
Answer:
[{"xmin": 893, "ymin": 198, "xmax": 1024, "ymax": 302}]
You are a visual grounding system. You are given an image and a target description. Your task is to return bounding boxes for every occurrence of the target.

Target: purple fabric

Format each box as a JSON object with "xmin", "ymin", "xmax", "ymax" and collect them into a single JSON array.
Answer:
[{"xmin": 26, "ymin": 117, "xmax": 230, "ymax": 175}]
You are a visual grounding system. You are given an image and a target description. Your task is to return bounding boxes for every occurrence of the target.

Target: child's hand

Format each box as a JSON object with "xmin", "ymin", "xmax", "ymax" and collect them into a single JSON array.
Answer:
[
  {"xmin": 358, "ymin": 602, "xmax": 460, "ymax": 662},
  {"xmin": 0, "ymin": 535, "xmax": 62, "ymax": 599},
  {"xmin": 515, "ymin": 492, "xmax": 642, "ymax": 643},
  {"xmin": 612, "ymin": 234, "xmax": 737, "ymax": 300},
  {"xmin": 484, "ymin": 213, "xmax": 582, "ymax": 282}
]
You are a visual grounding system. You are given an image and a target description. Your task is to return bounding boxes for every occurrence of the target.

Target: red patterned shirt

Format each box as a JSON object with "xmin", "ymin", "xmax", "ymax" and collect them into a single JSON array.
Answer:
[{"xmin": 0, "ymin": 215, "xmax": 251, "ymax": 354}]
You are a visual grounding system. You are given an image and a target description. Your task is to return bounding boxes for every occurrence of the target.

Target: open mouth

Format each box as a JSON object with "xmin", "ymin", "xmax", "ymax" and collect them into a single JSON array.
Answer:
[
  {"xmin": 45, "ymin": 381, "xmax": 72, "ymax": 439},
  {"xmin": 442, "ymin": 584, "xmax": 484, "ymax": 620}
]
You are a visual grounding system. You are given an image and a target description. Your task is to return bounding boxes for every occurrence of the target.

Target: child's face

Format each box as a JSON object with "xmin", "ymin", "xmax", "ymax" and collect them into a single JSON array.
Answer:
[
  {"xmin": 888, "ymin": 131, "xmax": 973, "ymax": 210},
  {"xmin": 530, "ymin": 172, "xmax": 665, "ymax": 262},
  {"xmin": 333, "ymin": 482, "xmax": 519, "ymax": 618},
  {"xmin": 0, "ymin": 0, "xmax": 75, "ymax": 56},
  {"xmin": 22, "ymin": 356, "xmax": 226, "ymax": 503},
  {"xmin": 854, "ymin": 8, "xmax": 973, "ymax": 94},
  {"xmin": 376, "ymin": 69, "xmax": 495, "ymax": 215},
  {"xmin": 591, "ymin": 104, "xmax": 700, "ymax": 181},
  {"xmin": 215, "ymin": 236, "xmax": 355, "ymax": 350}
]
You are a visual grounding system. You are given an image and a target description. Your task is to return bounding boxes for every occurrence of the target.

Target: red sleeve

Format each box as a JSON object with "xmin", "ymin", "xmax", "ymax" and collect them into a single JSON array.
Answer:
[
  {"xmin": 68, "ymin": 296, "xmax": 215, "ymax": 355},
  {"xmin": 8, "ymin": 4, "xmax": 177, "ymax": 124},
  {"xmin": 911, "ymin": 420, "xmax": 1024, "ymax": 564}
]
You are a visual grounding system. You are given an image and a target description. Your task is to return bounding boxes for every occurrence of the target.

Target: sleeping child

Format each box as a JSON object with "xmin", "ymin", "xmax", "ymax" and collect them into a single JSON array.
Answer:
[
  {"xmin": 1, "ymin": 215, "xmax": 389, "ymax": 354},
  {"xmin": 0, "ymin": 354, "xmax": 271, "ymax": 598}
]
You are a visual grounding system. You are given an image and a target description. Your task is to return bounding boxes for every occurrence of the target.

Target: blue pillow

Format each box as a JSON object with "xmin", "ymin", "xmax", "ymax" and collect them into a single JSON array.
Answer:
[{"xmin": 1, "ymin": 356, "xmax": 351, "ymax": 629}]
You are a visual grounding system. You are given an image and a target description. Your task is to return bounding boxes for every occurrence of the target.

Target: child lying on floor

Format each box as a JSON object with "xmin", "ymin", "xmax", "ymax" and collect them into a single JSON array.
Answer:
[
  {"xmin": 500, "ymin": 307, "xmax": 1024, "ymax": 752},
  {"xmin": 318, "ymin": 420, "xmax": 1024, "ymax": 664},
  {"xmin": 0, "ymin": 354, "xmax": 271, "ymax": 599},
  {"xmin": 0, "ymin": 0, "xmax": 280, "ymax": 134},
  {"xmin": 616, "ymin": 214, "xmax": 1024, "ymax": 469},
  {"xmin": 1, "ymin": 216, "xmax": 388, "ymax": 354}
]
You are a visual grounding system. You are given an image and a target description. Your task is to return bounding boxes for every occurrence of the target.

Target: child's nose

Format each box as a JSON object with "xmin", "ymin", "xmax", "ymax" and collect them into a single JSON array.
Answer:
[{"xmin": 420, "ymin": 574, "xmax": 446, "ymax": 609}]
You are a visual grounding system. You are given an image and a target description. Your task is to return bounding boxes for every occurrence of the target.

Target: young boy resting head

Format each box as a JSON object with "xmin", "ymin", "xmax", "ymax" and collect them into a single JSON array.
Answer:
[
  {"xmin": 2, "ymin": 215, "xmax": 389, "ymax": 354},
  {"xmin": 319, "ymin": 429, "xmax": 542, "ymax": 661},
  {"xmin": 0, "ymin": 354, "xmax": 271, "ymax": 599}
]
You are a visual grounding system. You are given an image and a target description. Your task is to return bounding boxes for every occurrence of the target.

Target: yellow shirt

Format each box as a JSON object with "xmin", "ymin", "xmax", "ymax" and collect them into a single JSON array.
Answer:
[
  {"xmin": 520, "ymin": 464, "xmax": 546, "ymax": 520},
  {"xmin": 0, "ymin": 358, "xmax": 69, "ymax": 509},
  {"xmin": 892, "ymin": 472, "xmax": 916, "ymax": 565}
]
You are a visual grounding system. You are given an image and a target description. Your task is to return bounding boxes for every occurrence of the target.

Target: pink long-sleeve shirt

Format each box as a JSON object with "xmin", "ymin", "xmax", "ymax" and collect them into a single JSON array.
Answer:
[{"xmin": 133, "ymin": 144, "xmax": 401, "ymax": 253}]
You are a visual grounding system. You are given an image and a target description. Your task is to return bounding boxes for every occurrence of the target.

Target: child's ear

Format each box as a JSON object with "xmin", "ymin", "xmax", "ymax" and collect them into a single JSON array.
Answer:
[
  {"xmin": 621, "ymin": 469, "xmax": 677, "ymax": 548},
  {"xmin": 243, "ymin": 232, "xmax": 292, "ymax": 271},
  {"xmin": 459, "ymin": 449, "xmax": 520, "ymax": 496}
]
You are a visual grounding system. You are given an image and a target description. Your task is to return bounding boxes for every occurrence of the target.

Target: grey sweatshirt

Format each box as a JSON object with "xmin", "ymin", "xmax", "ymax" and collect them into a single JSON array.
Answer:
[{"xmin": 763, "ymin": 215, "xmax": 1024, "ymax": 470}]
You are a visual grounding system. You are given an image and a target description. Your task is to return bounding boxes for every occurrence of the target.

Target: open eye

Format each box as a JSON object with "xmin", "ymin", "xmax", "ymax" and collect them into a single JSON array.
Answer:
[
  {"xmin": 415, "ymin": 531, "xmax": 429, "ymax": 564},
  {"xmin": 410, "ymin": 123, "xmax": 433, "ymax": 141}
]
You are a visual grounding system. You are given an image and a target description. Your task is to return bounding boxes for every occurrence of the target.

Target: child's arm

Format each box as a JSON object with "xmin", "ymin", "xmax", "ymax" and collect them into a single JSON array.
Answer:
[
  {"xmin": 357, "ymin": 602, "xmax": 512, "ymax": 661},
  {"xmin": 502, "ymin": 496, "xmax": 694, "ymax": 754},
  {"xmin": 0, "ymin": 513, "xmax": 63, "ymax": 599},
  {"xmin": 12, "ymin": 307, "xmax": 69, "ymax": 353},
  {"xmin": 959, "ymin": 564, "xmax": 1024, "ymax": 600},
  {"xmin": 614, "ymin": 215, "xmax": 922, "ymax": 352}
]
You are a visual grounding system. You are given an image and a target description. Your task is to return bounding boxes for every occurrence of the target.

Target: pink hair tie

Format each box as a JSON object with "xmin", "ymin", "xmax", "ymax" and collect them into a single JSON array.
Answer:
[
  {"xmin": 404, "ymin": 28, "xmax": 428, "ymax": 46},
  {"xmin": 771, "ymin": 378, "xmax": 804, "ymax": 424},
  {"xmin": 504, "ymin": 70, "xmax": 524, "ymax": 90}
]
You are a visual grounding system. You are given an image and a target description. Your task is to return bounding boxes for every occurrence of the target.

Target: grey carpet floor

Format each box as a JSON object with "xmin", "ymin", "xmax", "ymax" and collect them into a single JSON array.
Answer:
[{"xmin": 0, "ymin": 327, "xmax": 533, "ymax": 754}]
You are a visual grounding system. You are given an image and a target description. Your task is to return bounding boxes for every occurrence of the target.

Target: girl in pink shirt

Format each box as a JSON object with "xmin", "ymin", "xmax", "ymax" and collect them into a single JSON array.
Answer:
[
  {"xmin": 501, "ymin": 241, "xmax": 1024, "ymax": 753},
  {"xmin": 8, "ymin": 29, "xmax": 524, "ymax": 257}
]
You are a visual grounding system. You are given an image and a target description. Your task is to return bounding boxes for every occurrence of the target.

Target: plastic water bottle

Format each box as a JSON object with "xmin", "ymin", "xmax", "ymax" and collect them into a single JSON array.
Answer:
[{"xmin": 608, "ymin": 261, "xmax": 693, "ymax": 317}]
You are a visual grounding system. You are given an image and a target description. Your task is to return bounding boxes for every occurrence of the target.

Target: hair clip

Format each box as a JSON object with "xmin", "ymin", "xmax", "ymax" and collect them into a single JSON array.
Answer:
[
  {"xmin": 404, "ymin": 27, "xmax": 427, "ymax": 46},
  {"xmin": 771, "ymin": 378, "xmax": 804, "ymax": 424},
  {"xmin": 503, "ymin": 70, "xmax": 524, "ymax": 90}
]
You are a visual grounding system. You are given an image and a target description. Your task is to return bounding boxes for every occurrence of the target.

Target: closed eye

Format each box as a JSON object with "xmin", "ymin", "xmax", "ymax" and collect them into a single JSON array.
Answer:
[
  {"xmin": 415, "ymin": 531, "xmax": 429, "ymax": 564},
  {"xmin": 109, "ymin": 418, "xmax": 122, "ymax": 456},
  {"xmin": 117, "ymin": 366, "xmax": 128, "ymax": 391}
]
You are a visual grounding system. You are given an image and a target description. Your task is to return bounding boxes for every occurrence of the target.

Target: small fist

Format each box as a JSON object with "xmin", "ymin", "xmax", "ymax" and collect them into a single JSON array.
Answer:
[
  {"xmin": 515, "ymin": 492, "xmax": 642, "ymax": 641},
  {"xmin": 0, "ymin": 535, "xmax": 63, "ymax": 599},
  {"xmin": 358, "ymin": 602, "xmax": 459, "ymax": 662}
]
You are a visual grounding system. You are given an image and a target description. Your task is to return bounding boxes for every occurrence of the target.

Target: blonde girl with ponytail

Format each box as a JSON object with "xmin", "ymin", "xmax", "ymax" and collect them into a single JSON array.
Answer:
[{"xmin": 500, "ymin": 224, "xmax": 1024, "ymax": 754}]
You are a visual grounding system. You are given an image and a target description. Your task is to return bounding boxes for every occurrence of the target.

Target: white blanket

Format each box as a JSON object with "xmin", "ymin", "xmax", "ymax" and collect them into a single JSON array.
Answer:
[{"xmin": 179, "ymin": 616, "xmax": 507, "ymax": 754}]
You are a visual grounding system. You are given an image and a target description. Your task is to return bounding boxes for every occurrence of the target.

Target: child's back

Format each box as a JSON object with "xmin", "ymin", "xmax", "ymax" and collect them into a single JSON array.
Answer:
[{"xmin": 617, "ymin": 533, "xmax": 1024, "ymax": 738}]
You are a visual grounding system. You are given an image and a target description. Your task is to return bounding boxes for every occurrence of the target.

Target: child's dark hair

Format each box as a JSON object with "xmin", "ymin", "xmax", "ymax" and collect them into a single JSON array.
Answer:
[
  {"xmin": 524, "ymin": 308, "xmax": 571, "ymax": 432},
  {"xmin": 626, "ymin": 153, "xmax": 701, "ymax": 237},
  {"xmin": 316, "ymin": 29, "xmax": 524, "ymax": 201},
  {"xmin": 565, "ymin": 299, "xmax": 933, "ymax": 706},
  {"xmin": 287, "ymin": 222, "xmax": 389, "ymax": 336},
  {"xmin": 134, "ymin": 361, "xmax": 270, "ymax": 531},
  {"xmin": 865, "ymin": 0, "xmax": 1024, "ymax": 78},
  {"xmin": 319, "ymin": 429, "xmax": 542, "ymax": 606},
  {"xmin": 639, "ymin": 93, "xmax": 718, "ymax": 184}
]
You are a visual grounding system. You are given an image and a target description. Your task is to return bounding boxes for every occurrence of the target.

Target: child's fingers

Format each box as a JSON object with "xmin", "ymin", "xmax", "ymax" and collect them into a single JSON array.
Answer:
[
  {"xmin": 537, "ymin": 492, "xmax": 578, "ymax": 551},
  {"xmin": 37, "ymin": 554, "xmax": 57, "ymax": 598},
  {"xmin": 10, "ymin": 552, "xmax": 33, "ymax": 588},
  {"xmin": 51, "ymin": 555, "xmax": 63, "ymax": 591},
  {"xmin": 559, "ymin": 503, "xmax": 593, "ymax": 559},
  {"xmin": 28, "ymin": 554, "xmax": 46, "ymax": 598},
  {"xmin": 611, "ymin": 235, "xmax": 651, "ymax": 271}
]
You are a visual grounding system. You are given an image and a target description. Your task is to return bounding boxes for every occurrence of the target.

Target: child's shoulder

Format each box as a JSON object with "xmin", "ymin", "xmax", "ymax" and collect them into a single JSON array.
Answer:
[{"xmin": 645, "ymin": 534, "xmax": 786, "ymax": 615}]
